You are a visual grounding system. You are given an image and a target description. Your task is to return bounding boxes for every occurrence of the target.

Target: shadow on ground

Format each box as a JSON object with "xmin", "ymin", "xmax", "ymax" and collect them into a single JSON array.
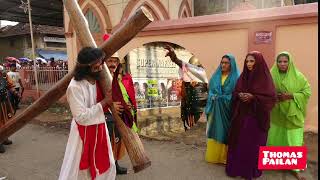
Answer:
[{"xmin": 13, "ymin": 104, "xmax": 318, "ymax": 180}]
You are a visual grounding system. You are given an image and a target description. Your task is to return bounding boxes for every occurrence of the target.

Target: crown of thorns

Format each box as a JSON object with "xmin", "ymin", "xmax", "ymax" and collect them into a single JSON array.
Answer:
[{"xmin": 76, "ymin": 54, "xmax": 105, "ymax": 67}]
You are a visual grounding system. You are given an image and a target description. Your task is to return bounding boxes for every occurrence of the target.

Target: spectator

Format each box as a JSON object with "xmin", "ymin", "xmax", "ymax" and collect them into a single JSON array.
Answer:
[
  {"xmin": 0, "ymin": 66, "xmax": 17, "ymax": 153},
  {"xmin": 49, "ymin": 57, "xmax": 56, "ymax": 68},
  {"xmin": 7, "ymin": 63, "xmax": 24, "ymax": 111}
]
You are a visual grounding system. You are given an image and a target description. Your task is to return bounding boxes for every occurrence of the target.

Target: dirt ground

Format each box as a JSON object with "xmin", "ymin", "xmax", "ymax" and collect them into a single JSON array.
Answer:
[{"xmin": 0, "ymin": 106, "xmax": 318, "ymax": 180}]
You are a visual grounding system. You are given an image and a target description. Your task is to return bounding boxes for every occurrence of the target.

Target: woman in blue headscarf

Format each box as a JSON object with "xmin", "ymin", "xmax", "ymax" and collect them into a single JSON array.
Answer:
[{"xmin": 205, "ymin": 54, "xmax": 240, "ymax": 164}]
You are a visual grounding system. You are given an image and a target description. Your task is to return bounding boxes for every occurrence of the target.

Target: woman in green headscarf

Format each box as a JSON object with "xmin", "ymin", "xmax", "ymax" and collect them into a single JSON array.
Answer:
[{"xmin": 267, "ymin": 51, "xmax": 311, "ymax": 180}]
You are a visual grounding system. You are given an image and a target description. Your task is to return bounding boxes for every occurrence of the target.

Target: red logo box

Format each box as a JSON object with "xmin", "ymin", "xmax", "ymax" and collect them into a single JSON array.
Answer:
[{"xmin": 258, "ymin": 146, "xmax": 307, "ymax": 170}]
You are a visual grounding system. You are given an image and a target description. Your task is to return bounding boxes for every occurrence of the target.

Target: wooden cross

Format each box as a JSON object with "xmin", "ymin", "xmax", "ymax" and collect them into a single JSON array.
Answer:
[{"xmin": 0, "ymin": 0, "xmax": 153, "ymax": 172}]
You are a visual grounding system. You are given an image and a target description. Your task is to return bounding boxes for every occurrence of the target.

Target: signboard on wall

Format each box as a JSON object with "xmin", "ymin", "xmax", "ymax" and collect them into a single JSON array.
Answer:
[
  {"xmin": 128, "ymin": 46, "xmax": 192, "ymax": 78},
  {"xmin": 255, "ymin": 31, "xmax": 272, "ymax": 44},
  {"xmin": 44, "ymin": 36, "xmax": 66, "ymax": 43},
  {"xmin": 129, "ymin": 44, "xmax": 192, "ymax": 109}
]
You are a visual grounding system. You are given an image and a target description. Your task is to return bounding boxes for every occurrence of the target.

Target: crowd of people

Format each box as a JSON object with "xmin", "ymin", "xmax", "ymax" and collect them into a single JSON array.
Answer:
[
  {"xmin": 163, "ymin": 45, "xmax": 311, "ymax": 180},
  {"xmin": 203, "ymin": 51, "xmax": 310, "ymax": 180},
  {"xmin": 56, "ymin": 35, "xmax": 311, "ymax": 180},
  {"xmin": 1, "ymin": 57, "xmax": 68, "ymax": 70}
]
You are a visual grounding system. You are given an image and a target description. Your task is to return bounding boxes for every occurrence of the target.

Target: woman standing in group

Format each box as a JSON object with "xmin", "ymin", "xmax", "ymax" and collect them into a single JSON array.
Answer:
[
  {"xmin": 226, "ymin": 51, "xmax": 276, "ymax": 180},
  {"xmin": 205, "ymin": 54, "xmax": 239, "ymax": 164},
  {"xmin": 268, "ymin": 52, "xmax": 311, "ymax": 180}
]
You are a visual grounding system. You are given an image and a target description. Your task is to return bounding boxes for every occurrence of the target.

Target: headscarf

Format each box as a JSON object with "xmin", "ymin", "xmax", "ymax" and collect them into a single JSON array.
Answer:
[
  {"xmin": 205, "ymin": 54, "xmax": 240, "ymax": 114},
  {"xmin": 228, "ymin": 51, "xmax": 276, "ymax": 148},
  {"xmin": 112, "ymin": 64, "xmax": 135, "ymax": 128},
  {"xmin": 205, "ymin": 54, "xmax": 240, "ymax": 143},
  {"xmin": 270, "ymin": 51, "xmax": 311, "ymax": 128}
]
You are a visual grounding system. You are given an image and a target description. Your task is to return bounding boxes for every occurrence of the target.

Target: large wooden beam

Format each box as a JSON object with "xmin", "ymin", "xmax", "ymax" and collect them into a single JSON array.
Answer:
[
  {"xmin": 63, "ymin": 0, "xmax": 153, "ymax": 172},
  {"xmin": 0, "ymin": 1, "xmax": 153, "ymax": 172},
  {"xmin": 101, "ymin": 7, "xmax": 154, "ymax": 172}
]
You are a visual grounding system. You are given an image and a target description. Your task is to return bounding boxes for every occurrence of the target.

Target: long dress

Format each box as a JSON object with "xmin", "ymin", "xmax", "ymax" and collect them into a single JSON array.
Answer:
[
  {"xmin": 205, "ymin": 54, "xmax": 239, "ymax": 164},
  {"xmin": 267, "ymin": 51, "xmax": 311, "ymax": 172},
  {"xmin": 96, "ymin": 66, "xmax": 139, "ymax": 161},
  {"xmin": 59, "ymin": 79, "xmax": 116, "ymax": 180},
  {"xmin": 106, "ymin": 79, "xmax": 140, "ymax": 161},
  {"xmin": 226, "ymin": 51, "xmax": 276, "ymax": 180},
  {"xmin": 179, "ymin": 62, "xmax": 208, "ymax": 130}
]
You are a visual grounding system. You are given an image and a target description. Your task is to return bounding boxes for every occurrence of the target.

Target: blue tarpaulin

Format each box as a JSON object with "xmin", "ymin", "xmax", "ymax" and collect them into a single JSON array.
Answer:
[{"xmin": 36, "ymin": 49, "xmax": 68, "ymax": 61}]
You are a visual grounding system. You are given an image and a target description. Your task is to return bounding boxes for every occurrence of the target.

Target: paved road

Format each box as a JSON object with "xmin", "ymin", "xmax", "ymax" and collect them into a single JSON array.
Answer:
[{"xmin": 0, "ymin": 123, "xmax": 317, "ymax": 180}]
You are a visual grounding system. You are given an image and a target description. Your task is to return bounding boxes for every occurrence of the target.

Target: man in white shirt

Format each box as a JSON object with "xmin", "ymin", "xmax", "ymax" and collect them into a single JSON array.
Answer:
[
  {"xmin": 7, "ymin": 63, "xmax": 24, "ymax": 110},
  {"xmin": 164, "ymin": 44, "xmax": 208, "ymax": 131},
  {"xmin": 59, "ymin": 47, "xmax": 123, "ymax": 180}
]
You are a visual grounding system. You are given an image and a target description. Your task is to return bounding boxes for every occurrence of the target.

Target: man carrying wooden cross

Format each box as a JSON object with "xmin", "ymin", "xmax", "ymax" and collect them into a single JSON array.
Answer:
[
  {"xmin": 0, "ymin": 1, "xmax": 152, "ymax": 177},
  {"xmin": 59, "ymin": 47, "xmax": 123, "ymax": 180}
]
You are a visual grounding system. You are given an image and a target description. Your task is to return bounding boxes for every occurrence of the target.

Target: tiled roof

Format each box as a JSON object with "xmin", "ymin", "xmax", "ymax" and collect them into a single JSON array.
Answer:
[{"xmin": 0, "ymin": 23, "xmax": 64, "ymax": 37}]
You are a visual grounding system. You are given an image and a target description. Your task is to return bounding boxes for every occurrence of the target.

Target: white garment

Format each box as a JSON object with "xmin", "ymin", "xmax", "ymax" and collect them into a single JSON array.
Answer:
[
  {"xmin": 16, "ymin": 63, "xmax": 21, "ymax": 69},
  {"xmin": 7, "ymin": 71, "xmax": 21, "ymax": 88},
  {"xmin": 59, "ymin": 78, "xmax": 116, "ymax": 180},
  {"xmin": 179, "ymin": 62, "xmax": 208, "ymax": 83}
]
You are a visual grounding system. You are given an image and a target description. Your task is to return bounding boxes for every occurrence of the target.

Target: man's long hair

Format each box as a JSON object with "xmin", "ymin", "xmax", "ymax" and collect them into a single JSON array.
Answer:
[{"xmin": 74, "ymin": 47, "xmax": 104, "ymax": 81}]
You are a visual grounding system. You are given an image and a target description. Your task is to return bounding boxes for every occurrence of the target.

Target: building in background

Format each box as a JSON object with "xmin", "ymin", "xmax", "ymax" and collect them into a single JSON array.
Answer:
[
  {"xmin": 194, "ymin": 0, "xmax": 318, "ymax": 15},
  {"xmin": 64, "ymin": 0, "xmax": 193, "ymax": 65},
  {"xmin": 63, "ymin": 0, "xmax": 317, "ymax": 131},
  {"xmin": 0, "ymin": 23, "xmax": 67, "ymax": 63},
  {"xmin": 64, "ymin": 0, "xmax": 317, "ymax": 67},
  {"xmin": 0, "ymin": 20, "xmax": 18, "ymax": 28}
]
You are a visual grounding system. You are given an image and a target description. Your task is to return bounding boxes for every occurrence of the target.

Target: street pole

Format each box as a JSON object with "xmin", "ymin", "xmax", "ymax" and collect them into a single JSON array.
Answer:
[{"xmin": 27, "ymin": 0, "xmax": 40, "ymax": 98}]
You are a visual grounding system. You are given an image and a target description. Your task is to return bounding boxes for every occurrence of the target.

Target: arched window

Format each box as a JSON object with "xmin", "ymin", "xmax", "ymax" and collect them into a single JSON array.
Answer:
[
  {"xmin": 179, "ymin": 0, "xmax": 192, "ymax": 18},
  {"xmin": 121, "ymin": 0, "xmax": 170, "ymax": 22},
  {"xmin": 85, "ymin": 9, "xmax": 101, "ymax": 33}
]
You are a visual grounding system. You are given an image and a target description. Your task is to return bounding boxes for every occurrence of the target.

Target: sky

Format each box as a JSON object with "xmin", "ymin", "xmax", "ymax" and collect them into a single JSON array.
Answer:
[{"xmin": 0, "ymin": 20, "xmax": 19, "ymax": 27}]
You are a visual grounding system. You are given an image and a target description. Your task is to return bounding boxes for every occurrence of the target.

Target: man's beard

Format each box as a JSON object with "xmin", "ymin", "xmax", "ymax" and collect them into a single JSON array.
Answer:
[{"xmin": 89, "ymin": 71, "xmax": 101, "ymax": 80}]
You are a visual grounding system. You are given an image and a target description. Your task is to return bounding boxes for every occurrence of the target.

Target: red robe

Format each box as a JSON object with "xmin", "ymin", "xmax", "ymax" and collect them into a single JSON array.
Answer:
[
  {"xmin": 77, "ymin": 123, "xmax": 110, "ymax": 180},
  {"xmin": 96, "ymin": 71, "xmax": 137, "ymax": 125},
  {"xmin": 96, "ymin": 83, "xmax": 110, "ymax": 113}
]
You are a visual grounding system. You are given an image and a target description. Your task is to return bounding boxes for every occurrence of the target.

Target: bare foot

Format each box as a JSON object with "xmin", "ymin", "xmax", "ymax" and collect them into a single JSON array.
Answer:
[
  {"xmin": 187, "ymin": 115, "xmax": 192, "ymax": 127},
  {"xmin": 190, "ymin": 116, "xmax": 194, "ymax": 127},
  {"xmin": 291, "ymin": 171, "xmax": 306, "ymax": 180},
  {"xmin": 216, "ymin": 162, "xmax": 226, "ymax": 167}
]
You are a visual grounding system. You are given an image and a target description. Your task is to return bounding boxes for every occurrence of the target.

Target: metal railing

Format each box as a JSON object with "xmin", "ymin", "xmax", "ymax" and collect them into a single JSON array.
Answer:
[{"xmin": 18, "ymin": 67, "xmax": 68, "ymax": 91}]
